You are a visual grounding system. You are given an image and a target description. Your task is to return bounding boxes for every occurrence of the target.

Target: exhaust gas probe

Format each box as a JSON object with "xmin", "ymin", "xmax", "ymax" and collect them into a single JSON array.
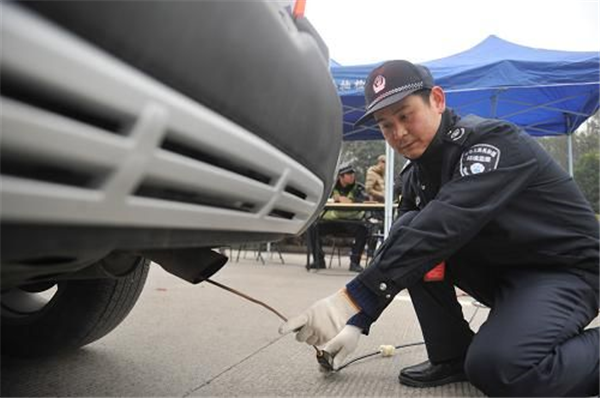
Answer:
[
  {"xmin": 204, "ymin": 278, "xmax": 487, "ymax": 372},
  {"xmin": 205, "ymin": 279, "xmax": 335, "ymax": 371}
]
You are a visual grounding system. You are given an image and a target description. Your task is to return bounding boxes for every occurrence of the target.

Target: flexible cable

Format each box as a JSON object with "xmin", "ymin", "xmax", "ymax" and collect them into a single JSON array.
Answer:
[
  {"xmin": 205, "ymin": 278, "xmax": 483, "ymax": 372},
  {"xmin": 205, "ymin": 279, "xmax": 288, "ymax": 322},
  {"xmin": 335, "ymin": 341, "xmax": 424, "ymax": 372},
  {"xmin": 205, "ymin": 279, "xmax": 324, "ymax": 359}
]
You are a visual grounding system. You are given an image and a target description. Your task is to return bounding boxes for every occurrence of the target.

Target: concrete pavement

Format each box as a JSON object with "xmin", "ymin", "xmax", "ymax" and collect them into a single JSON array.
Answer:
[{"xmin": 2, "ymin": 252, "xmax": 489, "ymax": 397}]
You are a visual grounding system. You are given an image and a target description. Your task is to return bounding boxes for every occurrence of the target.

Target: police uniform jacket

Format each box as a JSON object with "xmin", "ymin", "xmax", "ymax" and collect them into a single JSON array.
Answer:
[{"xmin": 346, "ymin": 109, "xmax": 599, "ymax": 330}]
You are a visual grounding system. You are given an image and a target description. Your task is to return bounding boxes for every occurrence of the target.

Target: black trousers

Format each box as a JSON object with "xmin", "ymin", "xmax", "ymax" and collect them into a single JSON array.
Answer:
[
  {"xmin": 307, "ymin": 220, "xmax": 369, "ymax": 266},
  {"xmin": 408, "ymin": 261, "xmax": 599, "ymax": 397}
]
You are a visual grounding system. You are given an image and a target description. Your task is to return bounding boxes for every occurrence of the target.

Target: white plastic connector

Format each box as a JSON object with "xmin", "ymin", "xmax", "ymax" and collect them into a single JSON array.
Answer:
[{"xmin": 379, "ymin": 345, "xmax": 396, "ymax": 357}]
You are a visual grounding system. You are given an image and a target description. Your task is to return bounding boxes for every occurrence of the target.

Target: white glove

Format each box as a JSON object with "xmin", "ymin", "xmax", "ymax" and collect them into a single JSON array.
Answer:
[
  {"xmin": 322, "ymin": 325, "xmax": 362, "ymax": 370},
  {"xmin": 279, "ymin": 288, "xmax": 360, "ymax": 346}
]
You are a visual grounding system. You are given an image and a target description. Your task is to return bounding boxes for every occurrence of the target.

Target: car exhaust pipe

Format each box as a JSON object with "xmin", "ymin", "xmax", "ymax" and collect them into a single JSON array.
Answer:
[{"xmin": 143, "ymin": 248, "xmax": 229, "ymax": 284}]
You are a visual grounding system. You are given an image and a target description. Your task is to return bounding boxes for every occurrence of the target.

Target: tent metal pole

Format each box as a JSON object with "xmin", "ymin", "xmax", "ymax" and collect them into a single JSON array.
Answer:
[
  {"xmin": 491, "ymin": 92, "xmax": 498, "ymax": 118},
  {"xmin": 565, "ymin": 114, "xmax": 574, "ymax": 177},
  {"xmin": 384, "ymin": 142, "xmax": 395, "ymax": 238},
  {"xmin": 567, "ymin": 133, "xmax": 574, "ymax": 176}
]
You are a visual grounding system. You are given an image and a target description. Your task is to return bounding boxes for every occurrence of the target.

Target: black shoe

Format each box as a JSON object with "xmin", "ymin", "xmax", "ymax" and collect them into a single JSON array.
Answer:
[
  {"xmin": 398, "ymin": 359, "xmax": 467, "ymax": 388},
  {"xmin": 306, "ymin": 261, "xmax": 326, "ymax": 270},
  {"xmin": 349, "ymin": 262, "xmax": 364, "ymax": 272}
]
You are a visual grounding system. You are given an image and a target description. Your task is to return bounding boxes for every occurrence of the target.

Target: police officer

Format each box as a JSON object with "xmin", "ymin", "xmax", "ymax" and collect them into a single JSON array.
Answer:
[{"xmin": 280, "ymin": 60, "xmax": 599, "ymax": 397}]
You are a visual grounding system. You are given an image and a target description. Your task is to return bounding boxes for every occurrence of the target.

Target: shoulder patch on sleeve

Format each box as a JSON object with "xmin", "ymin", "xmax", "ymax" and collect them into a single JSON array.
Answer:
[{"xmin": 459, "ymin": 144, "xmax": 501, "ymax": 177}]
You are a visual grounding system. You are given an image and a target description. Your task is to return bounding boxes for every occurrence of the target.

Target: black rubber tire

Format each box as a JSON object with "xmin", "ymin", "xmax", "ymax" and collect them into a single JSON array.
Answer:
[{"xmin": 1, "ymin": 258, "xmax": 150, "ymax": 358}]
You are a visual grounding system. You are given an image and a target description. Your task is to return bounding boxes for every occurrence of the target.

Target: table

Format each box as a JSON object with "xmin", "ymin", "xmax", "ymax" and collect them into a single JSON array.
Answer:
[
  {"xmin": 323, "ymin": 202, "xmax": 388, "ymax": 211},
  {"xmin": 305, "ymin": 202, "xmax": 397, "ymax": 268}
]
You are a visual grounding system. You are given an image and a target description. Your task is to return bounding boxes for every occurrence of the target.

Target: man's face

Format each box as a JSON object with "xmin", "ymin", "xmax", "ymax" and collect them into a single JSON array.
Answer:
[
  {"xmin": 373, "ymin": 87, "xmax": 445, "ymax": 160},
  {"xmin": 339, "ymin": 172, "xmax": 355, "ymax": 186}
]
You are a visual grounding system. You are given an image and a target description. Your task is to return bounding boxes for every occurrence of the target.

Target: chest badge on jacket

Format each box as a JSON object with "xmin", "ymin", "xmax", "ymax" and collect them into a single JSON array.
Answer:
[{"xmin": 448, "ymin": 127, "xmax": 466, "ymax": 141}]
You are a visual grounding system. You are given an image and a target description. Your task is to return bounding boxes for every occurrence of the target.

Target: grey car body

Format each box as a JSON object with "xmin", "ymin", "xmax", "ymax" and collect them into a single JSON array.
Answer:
[{"xmin": 1, "ymin": 1, "xmax": 342, "ymax": 357}]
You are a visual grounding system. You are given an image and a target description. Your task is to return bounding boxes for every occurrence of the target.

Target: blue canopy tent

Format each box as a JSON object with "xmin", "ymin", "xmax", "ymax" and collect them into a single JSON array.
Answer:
[
  {"xmin": 332, "ymin": 35, "xmax": 599, "ymax": 143},
  {"xmin": 331, "ymin": 35, "xmax": 600, "ymax": 234}
]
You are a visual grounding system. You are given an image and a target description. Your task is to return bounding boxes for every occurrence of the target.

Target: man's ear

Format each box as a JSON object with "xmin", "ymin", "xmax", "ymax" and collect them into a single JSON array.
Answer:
[{"xmin": 430, "ymin": 86, "xmax": 446, "ymax": 114}]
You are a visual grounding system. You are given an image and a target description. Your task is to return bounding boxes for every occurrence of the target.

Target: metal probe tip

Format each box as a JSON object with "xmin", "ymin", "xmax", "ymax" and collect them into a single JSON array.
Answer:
[{"xmin": 316, "ymin": 349, "xmax": 334, "ymax": 372}]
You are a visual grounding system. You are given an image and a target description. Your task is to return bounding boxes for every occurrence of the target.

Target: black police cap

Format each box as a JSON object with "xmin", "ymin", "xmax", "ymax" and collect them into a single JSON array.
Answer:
[{"xmin": 355, "ymin": 60, "xmax": 435, "ymax": 126}]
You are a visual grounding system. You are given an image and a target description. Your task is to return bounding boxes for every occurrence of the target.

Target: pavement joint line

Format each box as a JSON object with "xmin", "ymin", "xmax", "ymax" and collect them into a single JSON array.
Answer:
[{"xmin": 181, "ymin": 334, "xmax": 287, "ymax": 397}]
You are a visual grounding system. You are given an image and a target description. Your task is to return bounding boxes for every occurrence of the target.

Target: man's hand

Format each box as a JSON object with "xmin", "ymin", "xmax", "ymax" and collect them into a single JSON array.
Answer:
[
  {"xmin": 279, "ymin": 289, "xmax": 360, "ymax": 346},
  {"xmin": 322, "ymin": 325, "xmax": 362, "ymax": 370}
]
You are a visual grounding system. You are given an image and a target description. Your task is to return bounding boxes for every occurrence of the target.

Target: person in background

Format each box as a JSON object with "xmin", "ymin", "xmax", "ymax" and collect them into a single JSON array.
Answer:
[
  {"xmin": 365, "ymin": 154, "xmax": 386, "ymax": 202},
  {"xmin": 306, "ymin": 164, "xmax": 368, "ymax": 273},
  {"xmin": 283, "ymin": 60, "xmax": 598, "ymax": 397},
  {"xmin": 364, "ymin": 154, "xmax": 387, "ymax": 259}
]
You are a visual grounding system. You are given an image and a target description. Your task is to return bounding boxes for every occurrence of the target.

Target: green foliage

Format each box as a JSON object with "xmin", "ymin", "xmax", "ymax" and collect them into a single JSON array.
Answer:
[
  {"xmin": 574, "ymin": 152, "xmax": 599, "ymax": 213},
  {"xmin": 340, "ymin": 141, "xmax": 384, "ymax": 182},
  {"xmin": 536, "ymin": 135, "xmax": 568, "ymax": 170},
  {"xmin": 533, "ymin": 111, "xmax": 599, "ymax": 172},
  {"xmin": 340, "ymin": 140, "xmax": 407, "ymax": 184}
]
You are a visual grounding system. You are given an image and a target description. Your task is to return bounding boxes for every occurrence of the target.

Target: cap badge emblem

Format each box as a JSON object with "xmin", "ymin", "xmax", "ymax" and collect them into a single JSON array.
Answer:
[{"xmin": 373, "ymin": 75, "xmax": 386, "ymax": 93}]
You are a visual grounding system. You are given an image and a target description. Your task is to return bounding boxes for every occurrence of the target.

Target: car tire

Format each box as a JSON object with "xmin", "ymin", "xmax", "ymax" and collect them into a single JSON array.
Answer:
[{"xmin": 1, "ymin": 257, "xmax": 150, "ymax": 358}]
